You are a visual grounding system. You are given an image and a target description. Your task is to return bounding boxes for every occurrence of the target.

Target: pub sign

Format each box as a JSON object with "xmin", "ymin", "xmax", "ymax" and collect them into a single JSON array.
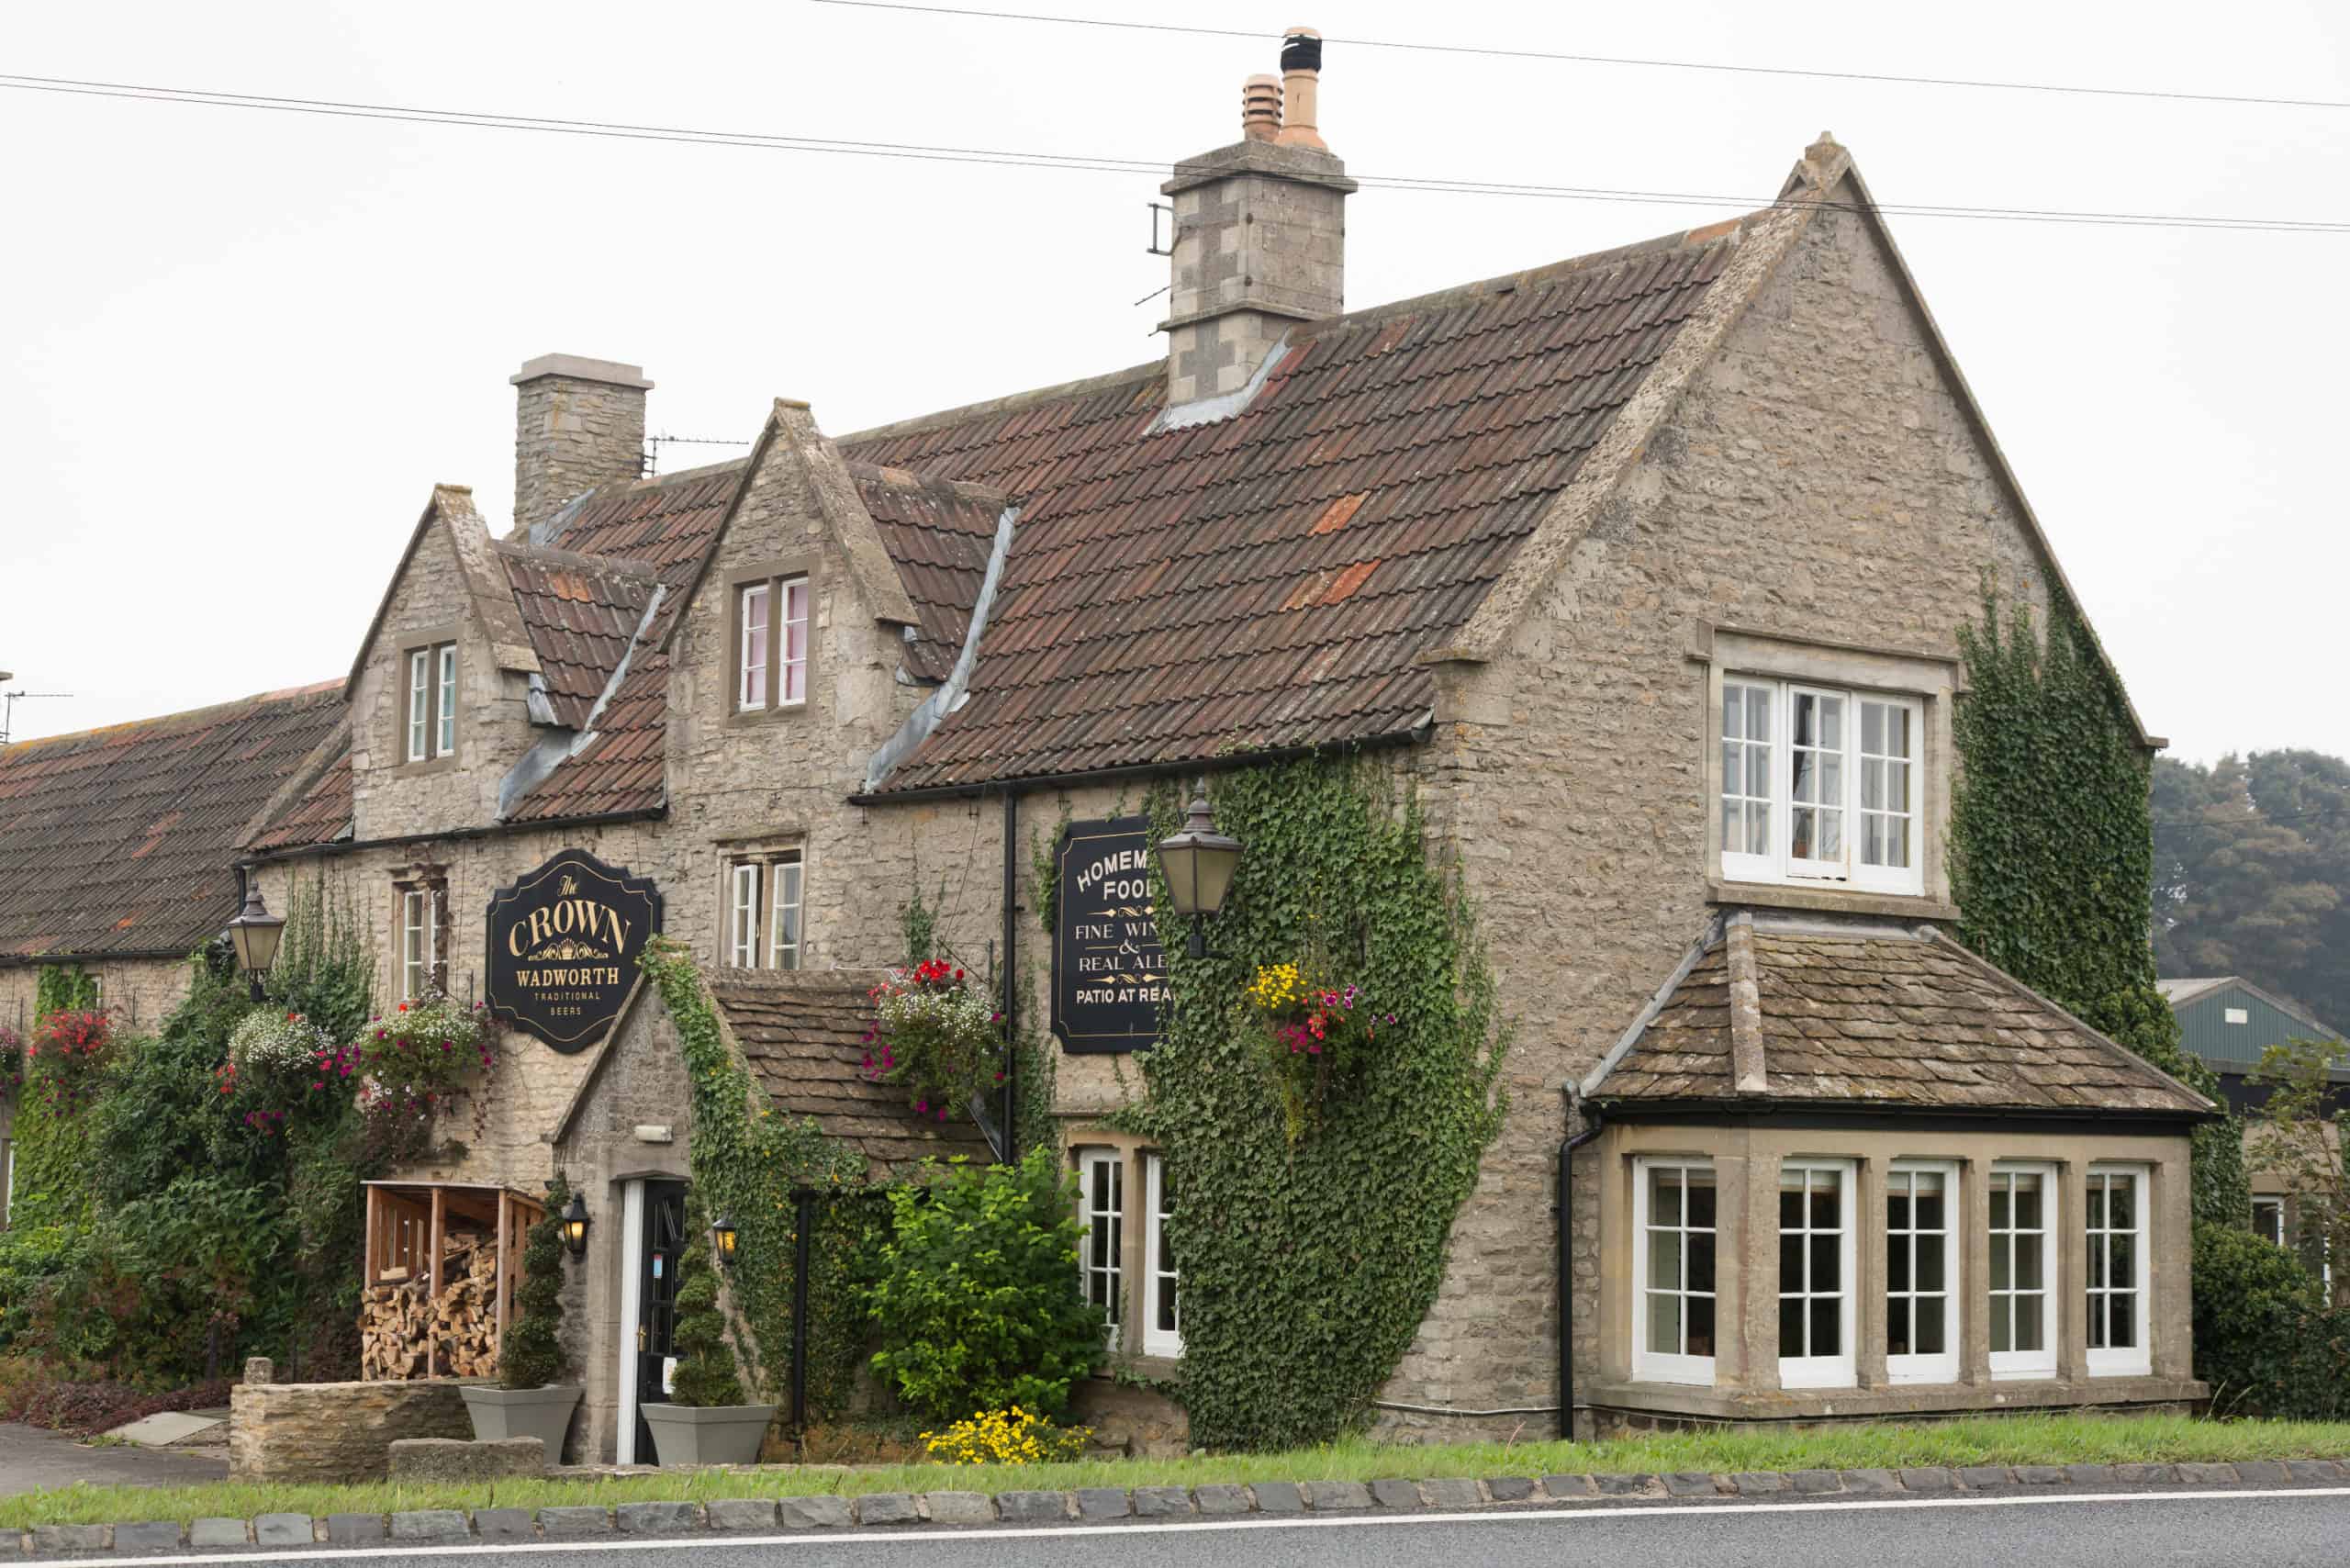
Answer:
[
  {"xmin": 1051, "ymin": 816, "xmax": 1167, "ymax": 1053},
  {"xmin": 485, "ymin": 848, "xmax": 662, "ymax": 1052}
]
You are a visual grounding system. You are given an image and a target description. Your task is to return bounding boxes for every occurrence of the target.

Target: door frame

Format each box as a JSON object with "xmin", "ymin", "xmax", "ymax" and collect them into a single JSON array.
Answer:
[{"xmin": 616, "ymin": 1180, "xmax": 645, "ymax": 1464}]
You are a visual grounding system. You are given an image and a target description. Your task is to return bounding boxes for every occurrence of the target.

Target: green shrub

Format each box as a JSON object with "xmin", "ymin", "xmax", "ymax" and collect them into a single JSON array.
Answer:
[
  {"xmin": 666, "ymin": 1200, "xmax": 747, "ymax": 1408},
  {"xmin": 499, "ymin": 1177, "xmax": 572, "ymax": 1390},
  {"xmin": 2192, "ymin": 1222, "xmax": 2350, "ymax": 1418},
  {"xmin": 866, "ymin": 1150, "xmax": 1103, "ymax": 1421}
]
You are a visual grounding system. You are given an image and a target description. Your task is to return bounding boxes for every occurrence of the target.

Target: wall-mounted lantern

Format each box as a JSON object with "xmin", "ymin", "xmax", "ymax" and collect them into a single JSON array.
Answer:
[
  {"xmin": 711, "ymin": 1213, "xmax": 741, "ymax": 1266},
  {"xmin": 1155, "ymin": 797, "xmax": 1243, "ymax": 958},
  {"xmin": 223, "ymin": 879, "xmax": 285, "ymax": 1002},
  {"xmin": 561, "ymin": 1192, "xmax": 591, "ymax": 1257}
]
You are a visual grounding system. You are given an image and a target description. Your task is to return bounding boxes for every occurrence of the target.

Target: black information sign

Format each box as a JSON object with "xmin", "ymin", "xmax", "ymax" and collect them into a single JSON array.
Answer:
[
  {"xmin": 485, "ymin": 848, "xmax": 663, "ymax": 1053},
  {"xmin": 1051, "ymin": 816, "xmax": 1168, "ymax": 1054}
]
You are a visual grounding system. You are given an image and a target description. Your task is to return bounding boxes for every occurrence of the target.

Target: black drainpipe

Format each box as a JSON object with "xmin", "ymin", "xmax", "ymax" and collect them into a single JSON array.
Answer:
[
  {"xmin": 1000, "ymin": 788, "xmax": 1021, "ymax": 1162},
  {"xmin": 1559, "ymin": 1094, "xmax": 1606, "ymax": 1441}
]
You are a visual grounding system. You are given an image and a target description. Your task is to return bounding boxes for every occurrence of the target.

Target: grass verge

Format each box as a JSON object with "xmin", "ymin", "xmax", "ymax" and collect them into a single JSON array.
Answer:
[{"xmin": 5, "ymin": 1414, "xmax": 2347, "ymax": 1529}]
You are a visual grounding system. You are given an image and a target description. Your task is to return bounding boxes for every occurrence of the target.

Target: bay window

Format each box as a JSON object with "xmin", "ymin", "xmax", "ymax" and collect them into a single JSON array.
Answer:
[
  {"xmin": 734, "ymin": 575, "xmax": 811, "ymax": 714},
  {"xmin": 1719, "ymin": 678, "xmax": 1921, "ymax": 893},
  {"xmin": 1079, "ymin": 1148, "xmax": 1125, "ymax": 1352},
  {"xmin": 1886, "ymin": 1162, "xmax": 1958, "ymax": 1383},
  {"xmin": 1633, "ymin": 1159, "xmax": 1718, "ymax": 1384},
  {"xmin": 1144, "ymin": 1152, "xmax": 1181, "ymax": 1357},
  {"xmin": 1988, "ymin": 1165, "xmax": 2056, "ymax": 1377},
  {"xmin": 1777, "ymin": 1161, "xmax": 1854, "ymax": 1388},
  {"xmin": 2086, "ymin": 1166, "xmax": 2151, "ymax": 1376}
]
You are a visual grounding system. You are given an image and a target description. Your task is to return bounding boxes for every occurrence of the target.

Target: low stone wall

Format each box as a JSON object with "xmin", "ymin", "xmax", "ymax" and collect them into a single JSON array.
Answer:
[
  {"xmin": 229, "ymin": 1360, "xmax": 476, "ymax": 1482},
  {"xmin": 1068, "ymin": 1376, "xmax": 1188, "ymax": 1459}
]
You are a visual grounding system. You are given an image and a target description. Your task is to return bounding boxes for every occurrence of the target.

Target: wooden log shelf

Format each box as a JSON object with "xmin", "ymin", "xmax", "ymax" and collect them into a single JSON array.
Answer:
[{"xmin": 358, "ymin": 1181, "xmax": 543, "ymax": 1382}]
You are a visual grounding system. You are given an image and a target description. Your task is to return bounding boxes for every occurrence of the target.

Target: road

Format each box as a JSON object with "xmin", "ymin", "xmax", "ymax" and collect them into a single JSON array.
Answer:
[
  {"xmin": 78, "ymin": 1485, "xmax": 2350, "ymax": 1568},
  {"xmin": 0, "ymin": 1424, "xmax": 227, "ymax": 1497}
]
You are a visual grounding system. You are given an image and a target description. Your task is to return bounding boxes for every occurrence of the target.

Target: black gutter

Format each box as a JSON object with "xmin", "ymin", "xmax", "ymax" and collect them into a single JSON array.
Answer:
[
  {"xmin": 1589, "ymin": 1097, "xmax": 2219, "ymax": 1130},
  {"xmin": 1558, "ymin": 1096, "xmax": 1605, "ymax": 1442},
  {"xmin": 1001, "ymin": 787, "xmax": 1020, "ymax": 1163},
  {"xmin": 242, "ymin": 805, "xmax": 667, "ymax": 866},
  {"xmin": 845, "ymin": 725, "xmax": 1431, "ymax": 808},
  {"xmin": 0, "ymin": 946, "xmax": 213, "ymax": 969}
]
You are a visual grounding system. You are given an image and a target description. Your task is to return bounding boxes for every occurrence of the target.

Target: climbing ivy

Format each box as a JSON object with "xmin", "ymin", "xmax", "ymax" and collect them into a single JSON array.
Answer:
[
  {"xmin": 1115, "ymin": 757, "xmax": 1507, "ymax": 1450},
  {"xmin": 34, "ymin": 963, "xmax": 99, "ymax": 1022},
  {"xmin": 1951, "ymin": 580, "xmax": 2247, "ymax": 1226},
  {"xmin": 638, "ymin": 939, "xmax": 872, "ymax": 1419}
]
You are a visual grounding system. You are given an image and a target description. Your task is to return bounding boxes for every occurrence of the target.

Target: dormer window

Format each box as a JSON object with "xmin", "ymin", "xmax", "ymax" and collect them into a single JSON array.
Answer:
[
  {"xmin": 733, "ymin": 575, "xmax": 810, "ymax": 714},
  {"xmin": 405, "ymin": 641, "xmax": 457, "ymax": 763},
  {"xmin": 1719, "ymin": 676, "xmax": 1922, "ymax": 895}
]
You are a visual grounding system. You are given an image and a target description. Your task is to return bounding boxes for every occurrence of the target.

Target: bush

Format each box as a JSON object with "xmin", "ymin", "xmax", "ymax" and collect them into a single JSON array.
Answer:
[
  {"xmin": 920, "ymin": 1406, "xmax": 1092, "ymax": 1464},
  {"xmin": 666, "ymin": 1199, "xmax": 748, "ymax": 1408},
  {"xmin": 2192, "ymin": 1222, "xmax": 2350, "ymax": 1418},
  {"xmin": 500, "ymin": 1177, "xmax": 572, "ymax": 1389},
  {"xmin": 866, "ymin": 1150, "xmax": 1104, "ymax": 1421}
]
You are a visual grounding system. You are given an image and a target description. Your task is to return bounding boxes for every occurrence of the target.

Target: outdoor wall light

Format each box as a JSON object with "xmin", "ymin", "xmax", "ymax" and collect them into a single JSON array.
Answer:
[
  {"xmin": 1154, "ymin": 796, "xmax": 1243, "ymax": 958},
  {"xmin": 561, "ymin": 1192, "xmax": 591, "ymax": 1257},
  {"xmin": 711, "ymin": 1213, "xmax": 741, "ymax": 1266},
  {"xmin": 223, "ymin": 879, "xmax": 285, "ymax": 1002}
]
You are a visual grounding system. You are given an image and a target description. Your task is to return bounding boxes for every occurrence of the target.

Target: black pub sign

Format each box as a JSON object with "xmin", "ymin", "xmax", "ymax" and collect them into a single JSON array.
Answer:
[
  {"xmin": 485, "ymin": 848, "xmax": 662, "ymax": 1052},
  {"xmin": 1051, "ymin": 816, "xmax": 1168, "ymax": 1053}
]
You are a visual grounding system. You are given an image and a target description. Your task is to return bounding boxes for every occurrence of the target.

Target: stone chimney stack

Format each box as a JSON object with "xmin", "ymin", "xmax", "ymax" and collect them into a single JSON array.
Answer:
[
  {"xmin": 509, "ymin": 353, "xmax": 654, "ymax": 537},
  {"xmin": 1159, "ymin": 28, "xmax": 1357, "ymax": 409}
]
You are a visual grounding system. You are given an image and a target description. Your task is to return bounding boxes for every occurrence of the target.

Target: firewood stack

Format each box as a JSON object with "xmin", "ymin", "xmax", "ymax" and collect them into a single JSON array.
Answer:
[{"xmin": 358, "ymin": 1236, "xmax": 502, "ymax": 1380}]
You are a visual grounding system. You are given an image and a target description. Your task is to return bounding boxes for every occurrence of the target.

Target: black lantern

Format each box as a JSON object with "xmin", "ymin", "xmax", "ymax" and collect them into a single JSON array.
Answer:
[
  {"xmin": 1155, "ymin": 797, "xmax": 1243, "ymax": 958},
  {"xmin": 711, "ymin": 1213, "xmax": 741, "ymax": 1266},
  {"xmin": 223, "ymin": 880, "xmax": 285, "ymax": 1002},
  {"xmin": 561, "ymin": 1192, "xmax": 590, "ymax": 1257}
]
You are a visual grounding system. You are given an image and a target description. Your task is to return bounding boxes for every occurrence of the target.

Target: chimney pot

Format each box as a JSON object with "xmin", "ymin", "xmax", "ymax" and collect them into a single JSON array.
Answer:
[
  {"xmin": 1274, "ymin": 28, "xmax": 1326, "ymax": 151},
  {"xmin": 1241, "ymin": 73, "xmax": 1281, "ymax": 140}
]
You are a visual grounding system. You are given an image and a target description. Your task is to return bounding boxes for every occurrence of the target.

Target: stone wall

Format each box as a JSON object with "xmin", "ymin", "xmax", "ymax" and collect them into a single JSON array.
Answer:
[
  {"xmin": 0, "ymin": 956, "xmax": 194, "ymax": 1041},
  {"xmin": 511, "ymin": 358, "xmax": 651, "ymax": 539},
  {"xmin": 229, "ymin": 1364, "xmax": 474, "ymax": 1482}
]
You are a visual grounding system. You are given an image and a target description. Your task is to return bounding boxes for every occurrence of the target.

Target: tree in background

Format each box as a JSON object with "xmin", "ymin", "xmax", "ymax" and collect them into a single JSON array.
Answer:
[{"xmin": 2153, "ymin": 754, "xmax": 2342, "ymax": 1022}]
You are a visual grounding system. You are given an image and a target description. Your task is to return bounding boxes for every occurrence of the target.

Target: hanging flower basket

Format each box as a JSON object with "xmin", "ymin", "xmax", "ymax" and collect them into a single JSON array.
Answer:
[
  {"xmin": 1243, "ymin": 963, "xmax": 1395, "ymax": 1141},
  {"xmin": 347, "ymin": 996, "xmax": 498, "ymax": 1160},
  {"xmin": 27, "ymin": 1009, "xmax": 113, "ymax": 1116},
  {"xmin": 863, "ymin": 958, "xmax": 1004, "ymax": 1123},
  {"xmin": 218, "ymin": 1010, "xmax": 356, "ymax": 1137}
]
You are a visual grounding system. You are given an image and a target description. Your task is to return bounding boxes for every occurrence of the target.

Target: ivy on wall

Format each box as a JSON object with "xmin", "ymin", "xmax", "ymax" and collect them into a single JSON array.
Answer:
[
  {"xmin": 1951, "ymin": 580, "xmax": 2247, "ymax": 1226},
  {"xmin": 9, "ymin": 964, "xmax": 107, "ymax": 1231},
  {"xmin": 1115, "ymin": 758, "xmax": 1507, "ymax": 1450},
  {"xmin": 638, "ymin": 939, "xmax": 872, "ymax": 1420}
]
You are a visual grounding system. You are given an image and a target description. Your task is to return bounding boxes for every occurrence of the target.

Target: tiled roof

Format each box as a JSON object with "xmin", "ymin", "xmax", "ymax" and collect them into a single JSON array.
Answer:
[
  {"xmin": 248, "ymin": 748, "xmax": 353, "ymax": 852},
  {"xmin": 505, "ymin": 655, "xmax": 669, "ymax": 823},
  {"xmin": 850, "ymin": 464, "xmax": 1008, "ymax": 684},
  {"xmin": 840, "ymin": 230, "xmax": 1739, "ymax": 790},
  {"xmin": 1593, "ymin": 917, "xmax": 2213, "ymax": 1116},
  {"xmin": 0, "ymin": 682, "xmax": 345, "ymax": 961},
  {"xmin": 711, "ymin": 970, "xmax": 994, "ymax": 1175},
  {"xmin": 496, "ymin": 543, "xmax": 659, "ymax": 731},
  {"xmin": 537, "ymin": 461, "xmax": 743, "ymax": 644}
]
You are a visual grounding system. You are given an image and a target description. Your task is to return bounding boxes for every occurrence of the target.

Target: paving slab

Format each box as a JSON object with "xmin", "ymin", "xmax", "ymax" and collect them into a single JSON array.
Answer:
[{"xmin": 105, "ymin": 1413, "xmax": 222, "ymax": 1450}]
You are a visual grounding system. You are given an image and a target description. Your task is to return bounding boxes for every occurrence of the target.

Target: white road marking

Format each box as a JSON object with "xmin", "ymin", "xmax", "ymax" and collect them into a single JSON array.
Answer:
[{"xmin": 57, "ymin": 1486, "xmax": 2350, "ymax": 1567}]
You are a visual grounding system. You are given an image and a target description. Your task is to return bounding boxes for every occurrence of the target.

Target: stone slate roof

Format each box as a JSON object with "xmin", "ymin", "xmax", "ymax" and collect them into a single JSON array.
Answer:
[
  {"xmin": 1592, "ymin": 917, "xmax": 2214, "ymax": 1117},
  {"xmin": 851, "ymin": 464, "xmax": 1008, "ymax": 685},
  {"xmin": 495, "ymin": 542, "xmax": 660, "ymax": 731},
  {"xmin": 838, "ymin": 230, "xmax": 1739, "ymax": 790},
  {"xmin": 710, "ymin": 970, "xmax": 994, "ymax": 1174},
  {"xmin": 0, "ymin": 681, "xmax": 345, "ymax": 961}
]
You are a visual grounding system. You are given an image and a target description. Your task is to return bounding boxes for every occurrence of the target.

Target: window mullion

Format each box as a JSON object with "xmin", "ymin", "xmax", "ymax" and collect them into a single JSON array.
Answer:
[{"xmin": 767, "ymin": 577, "xmax": 782, "ymax": 711}]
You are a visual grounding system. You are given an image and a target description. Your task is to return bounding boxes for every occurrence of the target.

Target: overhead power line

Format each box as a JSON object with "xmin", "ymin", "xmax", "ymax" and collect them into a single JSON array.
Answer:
[
  {"xmin": 811, "ymin": 1, "xmax": 2350, "ymax": 112},
  {"xmin": 4, "ymin": 73, "xmax": 2346, "ymax": 236}
]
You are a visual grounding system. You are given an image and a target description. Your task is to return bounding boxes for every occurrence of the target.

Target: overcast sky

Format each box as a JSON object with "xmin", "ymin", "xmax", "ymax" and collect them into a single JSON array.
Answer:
[{"xmin": 4, "ymin": 1, "xmax": 2344, "ymax": 763}]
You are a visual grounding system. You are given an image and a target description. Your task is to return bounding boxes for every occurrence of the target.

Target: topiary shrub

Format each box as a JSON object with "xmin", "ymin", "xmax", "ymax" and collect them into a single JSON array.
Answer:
[
  {"xmin": 499, "ymin": 1176, "xmax": 572, "ymax": 1389},
  {"xmin": 2192, "ymin": 1221, "xmax": 2350, "ymax": 1418},
  {"xmin": 866, "ymin": 1150, "xmax": 1103, "ymax": 1421},
  {"xmin": 666, "ymin": 1199, "xmax": 747, "ymax": 1407}
]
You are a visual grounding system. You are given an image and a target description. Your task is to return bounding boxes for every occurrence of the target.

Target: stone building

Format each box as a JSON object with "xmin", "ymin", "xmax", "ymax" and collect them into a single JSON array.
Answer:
[{"xmin": 5, "ymin": 33, "xmax": 2213, "ymax": 1450}]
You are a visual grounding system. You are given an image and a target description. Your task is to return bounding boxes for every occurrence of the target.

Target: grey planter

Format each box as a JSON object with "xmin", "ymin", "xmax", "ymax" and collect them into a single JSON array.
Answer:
[
  {"xmin": 460, "ymin": 1385, "xmax": 581, "ymax": 1463},
  {"xmin": 640, "ymin": 1402, "xmax": 778, "ymax": 1467}
]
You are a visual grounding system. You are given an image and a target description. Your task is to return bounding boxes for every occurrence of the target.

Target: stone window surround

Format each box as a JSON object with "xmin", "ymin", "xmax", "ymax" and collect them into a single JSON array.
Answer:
[
  {"xmin": 395, "ymin": 622, "xmax": 461, "ymax": 775},
  {"xmin": 725, "ymin": 555, "xmax": 820, "ymax": 729},
  {"xmin": 1590, "ymin": 1119, "xmax": 2198, "ymax": 1422},
  {"xmin": 389, "ymin": 864, "xmax": 449, "ymax": 1002},
  {"xmin": 1062, "ymin": 1127, "xmax": 1181, "ymax": 1378},
  {"xmin": 717, "ymin": 836, "xmax": 809, "ymax": 971},
  {"xmin": 1690, "ymin": 623, "xmax": 1960, "ymax": 921}
]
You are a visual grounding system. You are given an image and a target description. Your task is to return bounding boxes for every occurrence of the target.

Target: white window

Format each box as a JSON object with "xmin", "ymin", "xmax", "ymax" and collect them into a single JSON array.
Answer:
[
  {"xmin": 726, "ymin": 861, "xmax": 762, "ymax": 967},
  {"xmin": 1719, "ymin": 678, "xmax": 1922, "ymax": 894},
  {"xmin": 2087, "ymin": 1166, "xmax": 2151, "ymax": 1376},
  {"xmin": 767, "ymin": 855, "xmax": 803, "ymax": 971},
  {"xmin": 1988, "ymin": 1165, "xmax": 2057, "ymax": 1377},
  {"xmin": 780, "ymin": 578, "xmax": 810, "ymax": 705},
  {"xmin": 1079, "ymin": 1148, "xmax": 1125, "ymax": 1351},
  {"xmin": 436, "ymin": 644, "xmax": 457, "ymax": 756},
  {"xmin": 1632, "ymin": 1159, "xmax": 1718, "ymax": 1384},
  {"xmin": 399, "ymin": 887, "xmax": 440, "ymax": 1002},
  {"xmin": 2253, "ymin": 1196, "xmax": 2286, "ymax": 1247},
  {"xmin": 1777, "ymin": 1160, "xmax": 1855, "ymax": 1388},
  {"xmin": 738, "ymin": 583, "xmax": 769, "ymax": 711},
  {"xmin": 2224, "ymin": 1006, "xmax": 2250, "ymax": 1025},
  {"xmin": 1886, "ymin": 1162, "xmax": 1959, "ymax": 1383},
  {"xmin": 408, "ymin": 649, "xmax": 431, "ymax": 761},
  {"xmin": 1144, "ymin": 1152, "xmax": 1181, "ymax": 1358},
  {"xmin": 3, "ymin": 1139, "xmax": 14, "ymax": 1229}
]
